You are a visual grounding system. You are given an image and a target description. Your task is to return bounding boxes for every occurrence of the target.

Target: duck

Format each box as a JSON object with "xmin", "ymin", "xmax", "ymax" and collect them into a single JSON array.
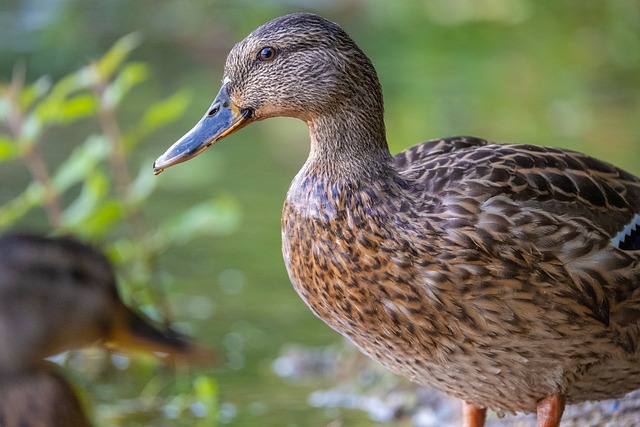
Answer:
[
  {"xmin": 153, "ymin": 12, "xmax": 640, "ymax": 427},
  {"xmin": 0, "ymin": 233, "xmax": 213, "ymax": 426}
]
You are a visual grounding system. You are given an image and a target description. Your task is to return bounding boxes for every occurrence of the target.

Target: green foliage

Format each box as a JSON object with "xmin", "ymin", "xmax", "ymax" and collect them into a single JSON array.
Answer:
[{"xmin": 0, "ymin": 35, "xmax": 235, "ymax": 426}]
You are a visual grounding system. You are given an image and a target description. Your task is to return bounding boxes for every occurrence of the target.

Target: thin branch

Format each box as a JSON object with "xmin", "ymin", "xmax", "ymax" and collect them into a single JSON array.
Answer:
[
  {"xmin": 7, "ymin": 65, "xmax": 63, "ymax": 229},
  {"xmin": 92, "ymin": 70, "xmax": 172, "ymax": 322},
  {"xmin": 92, "ymin": 76, "xmax": 146, "ymax": 239}
]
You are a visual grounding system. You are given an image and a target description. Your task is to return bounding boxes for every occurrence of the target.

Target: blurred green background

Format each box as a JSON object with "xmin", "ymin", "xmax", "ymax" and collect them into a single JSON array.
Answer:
[{"xmin": 1, "ymin": 0, "xmax": 639, "ymax": 426}]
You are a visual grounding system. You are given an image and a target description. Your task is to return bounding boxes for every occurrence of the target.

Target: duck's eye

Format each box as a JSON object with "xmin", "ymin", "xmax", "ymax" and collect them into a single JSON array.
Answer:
[{"xmin": 257, "ymin": 46, "xmax": 276, "ymax": 62}]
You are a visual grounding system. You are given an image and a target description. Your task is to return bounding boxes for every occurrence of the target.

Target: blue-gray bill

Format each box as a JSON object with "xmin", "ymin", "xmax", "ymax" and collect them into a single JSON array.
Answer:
[{"xmin": 153, "ymin": 85, "xmax": 251, "ymax": 175}]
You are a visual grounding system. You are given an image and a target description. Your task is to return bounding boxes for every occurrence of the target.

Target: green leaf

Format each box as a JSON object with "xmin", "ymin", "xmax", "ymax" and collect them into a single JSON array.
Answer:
[
  {"xmin": 34, "ymin": 69, "xmax": 93, "ymax": 124},
  {"xmin": 52, "ymin": 134, "xmax": 110, "ymax": 192},
  {"xmin": 0, "ymin": 136, "xmax": 18, "ymax": 162},
  {"xmin": 123, "ymin": 90, "xmax": 190, "ymax": 151},
  {"xmin": 62, "ymin": 170, "xmax": 110, "ymax": 226},
  {"xmin": 191, "ymin": 375, "xmax": 219, "ymax": 425},
  {"xmin": 156, "ymin": 195, "xmax": 241, "ymax": 247},
  {"xmin": 194, "ymin": 375, "xmax": 218, "ymax": 404},
  {"xmin": 106, "ymin": 238, "xmax": 137, "ymax": 268},
  {"xmin": 127, "ymin": 162, "xmax": 157, "ymax": 205},
  {"xmin": 68, "ymin": 200, "xmax": 124, "ymax": 237},
  {"xmin": 19, "ymin": 76, "xmax": 52, "ymax": 111},
  {"xmin": 139, "ymin": 90, "xmax": 191, "ymax": 136},
  {"xmin": 95, "ymin": 33, "xmax": 143, "ymax": 81},
  {"xmin": 0, "ymin": 183, "xmax": 45, "ymax": 227},
  {"xmin": 59, "ymin": 93, "xmax": 98, "ymax": 122},
  {"xmin": 102, "ymin": 62, "xmax": 149, "ymax": 109}
]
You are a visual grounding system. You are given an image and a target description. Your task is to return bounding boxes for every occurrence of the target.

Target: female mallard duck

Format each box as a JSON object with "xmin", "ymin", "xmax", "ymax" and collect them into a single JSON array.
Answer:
[
  {"xmin": 0, "ymin": 233, "xmax": 212, "ymax": 426},
  {"xmin": 153, "ymin": 13, "xmax": 640, "ymax": 427}
]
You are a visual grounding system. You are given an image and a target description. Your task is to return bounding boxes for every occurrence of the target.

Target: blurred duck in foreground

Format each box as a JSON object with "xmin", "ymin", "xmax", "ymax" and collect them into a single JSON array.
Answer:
[
  {"xmin": 154, "ymin": 13, "xmax": 640, "ymax": 427},
  {"xmin": 0, "ymin": 233, "xmax": 213, "ymax": 427}
]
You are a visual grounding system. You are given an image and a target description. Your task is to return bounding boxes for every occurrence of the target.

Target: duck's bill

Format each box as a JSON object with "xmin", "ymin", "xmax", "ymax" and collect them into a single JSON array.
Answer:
[
  {"xmin": 153, "ymin": 85, "xmax": 252, "ymax": 175},
  {"xmin": 106, "ymin": 304, "xmax": 215, "ymax": 365}
]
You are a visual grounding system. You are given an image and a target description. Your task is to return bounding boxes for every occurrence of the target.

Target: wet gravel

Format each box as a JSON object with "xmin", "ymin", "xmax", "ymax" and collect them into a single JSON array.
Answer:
[{"xmin": 273, "ymin": 342, "xmax": 640, "ymax": 426}]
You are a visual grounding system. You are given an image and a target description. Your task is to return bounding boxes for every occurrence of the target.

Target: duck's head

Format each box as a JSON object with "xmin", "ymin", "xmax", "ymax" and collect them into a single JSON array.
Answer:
[
  {"xmin": 0, "ymin": 233, "xmax": 213, "ymax": 372},
  {"xmin": 154, "ymin": 13, "xmax": 384, "ymax": 174}
]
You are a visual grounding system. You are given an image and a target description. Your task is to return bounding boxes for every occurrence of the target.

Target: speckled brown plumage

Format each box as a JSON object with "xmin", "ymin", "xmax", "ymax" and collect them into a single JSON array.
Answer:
[{"xmin": 153, "ymin": 13, "xmax": 640, "ymax": 426}]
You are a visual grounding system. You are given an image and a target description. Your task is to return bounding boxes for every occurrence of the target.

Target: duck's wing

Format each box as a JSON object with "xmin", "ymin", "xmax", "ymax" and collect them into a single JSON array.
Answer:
[
  {"xmin": 395, "ymin": 139, "xmax": 640, "ymax": 334},
  {"xmin": 396, "ymin": 139, "xmax": 640, "ymax": 245}
]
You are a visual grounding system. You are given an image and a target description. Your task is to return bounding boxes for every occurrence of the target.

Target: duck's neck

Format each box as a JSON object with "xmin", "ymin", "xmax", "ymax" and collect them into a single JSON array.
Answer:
[{"xmin": 305, "ymin": 96, "xmax": 394, "ymax": 183}]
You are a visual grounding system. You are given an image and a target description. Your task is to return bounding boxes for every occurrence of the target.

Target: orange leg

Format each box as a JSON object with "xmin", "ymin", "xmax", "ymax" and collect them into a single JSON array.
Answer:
[
  {"xmin": 462, "ymin": 401, "xmax": 487, "ymax": 427},
  {"xmin": 536, "ymin": 394, "xmax": 566, "ymax": 427}
]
